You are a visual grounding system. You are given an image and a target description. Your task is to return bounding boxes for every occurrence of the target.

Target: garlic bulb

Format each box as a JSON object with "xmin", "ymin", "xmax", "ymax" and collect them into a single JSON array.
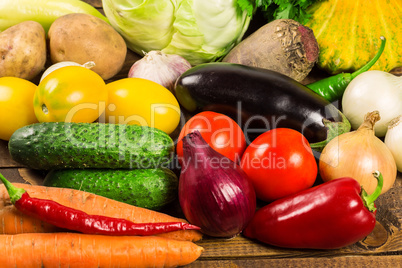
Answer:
[
  {"xmin": 384, "ymin": 115, "xmax": 402, "ymax": 172},
  {"xmin": 319, "ymin": 111, "xmax": 397, "ymax": 195},
  {"xmin": 128, "ymin": 51, "xmax": 192, "ymax": 91}
]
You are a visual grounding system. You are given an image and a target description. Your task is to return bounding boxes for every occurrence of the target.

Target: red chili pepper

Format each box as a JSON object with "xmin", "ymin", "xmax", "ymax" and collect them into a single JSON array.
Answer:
[
  {"xmin": 0, "ymin": 173, "xmax": 200, "ymax": 236},
  {"xmin": 243, "ymin": 171, "xmax": 383, "ymax": 249}
]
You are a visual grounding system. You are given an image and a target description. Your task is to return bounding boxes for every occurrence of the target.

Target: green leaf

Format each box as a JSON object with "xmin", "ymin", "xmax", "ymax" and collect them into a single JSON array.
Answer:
[
  {"xmin": 295, "ymin": 10, "xmax": 313, "ymax": 24},
  {"xmin": 236, "ymin": 0, "xmax": 321, "ymax": 24},
  {"xmin": 274, "ymin": 3, "xmax": 297, "ymax": 20},
  {"xmin": 237, "ymin": 0, "xmax": 255, "ymax": 16},
  {"xmin": 257, "ymin": 0, "xmax": 274, "ymax": 9}
]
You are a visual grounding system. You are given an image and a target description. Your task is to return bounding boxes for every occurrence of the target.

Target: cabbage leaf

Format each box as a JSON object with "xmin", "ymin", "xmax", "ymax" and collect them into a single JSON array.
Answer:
[{"xmin": 102, "ymin": 0, "xmax": 251, "ymax": 65}]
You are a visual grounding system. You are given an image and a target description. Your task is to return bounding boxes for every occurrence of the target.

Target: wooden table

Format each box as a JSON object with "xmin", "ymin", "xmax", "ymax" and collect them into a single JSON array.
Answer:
[{"xmin": 2, "ymin": 1, "xmax": 402, "ymax": 267}]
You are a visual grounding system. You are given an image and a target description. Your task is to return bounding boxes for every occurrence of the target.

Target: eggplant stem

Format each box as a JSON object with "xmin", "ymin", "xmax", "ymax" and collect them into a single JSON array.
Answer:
[
  {"xmin": 361, "ymin": 171, "xmax": 383, "ymax": 212},
  {"xmin": 310, "ymin": 111, "xmax": 351, "ymax": 152}
]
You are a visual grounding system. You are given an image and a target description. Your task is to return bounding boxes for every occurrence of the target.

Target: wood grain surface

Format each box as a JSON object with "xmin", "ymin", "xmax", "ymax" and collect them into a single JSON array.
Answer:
[{"xmin": 1, "ymin": 1, "xmax": 401, "ymax": 267}]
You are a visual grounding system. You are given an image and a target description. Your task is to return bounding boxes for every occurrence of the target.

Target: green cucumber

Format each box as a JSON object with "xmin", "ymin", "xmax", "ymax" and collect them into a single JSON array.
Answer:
[
  {"xmin": 8, "ymin": 122, "xmax": 174, "ymax": 170},
  {"xmin": 43, "ymin": 168, "xmax": 178, "ymax": 210}
]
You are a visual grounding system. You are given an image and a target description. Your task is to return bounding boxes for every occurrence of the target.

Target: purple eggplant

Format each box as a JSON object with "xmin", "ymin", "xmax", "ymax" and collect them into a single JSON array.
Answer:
[{"xmin": 173, "ymin": 62, "xmax": 350, "ymax": 152}]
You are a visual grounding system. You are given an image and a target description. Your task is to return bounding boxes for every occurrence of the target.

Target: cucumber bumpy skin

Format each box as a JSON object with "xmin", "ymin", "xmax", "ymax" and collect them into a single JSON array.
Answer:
[
  {"xmin": 43, "ymin": 168, "xmax": 179, "ymax": 210},
  {"xmin": 8, "ymin": 122, "xmax": 175, "ymax": 170}
]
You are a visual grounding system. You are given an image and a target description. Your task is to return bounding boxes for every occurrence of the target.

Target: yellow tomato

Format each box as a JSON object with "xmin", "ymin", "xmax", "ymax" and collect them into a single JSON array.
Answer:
[
  {"xmin": 33, "ymin": 66, "xmax": 108, "ymax": 123},
  {"xmin": 0, "ymin": 77, "xmax": 38, "ymax": 141},
  {"xmin": 104, "ymin": 78, "xmax": 181, "ymax": 134}
]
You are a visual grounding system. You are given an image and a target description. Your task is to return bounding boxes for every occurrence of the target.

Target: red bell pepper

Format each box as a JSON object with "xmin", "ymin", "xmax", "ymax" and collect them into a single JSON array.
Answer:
[{"xmin": 243, "ymin": 171, "xmax": 383, "ymax": 249}]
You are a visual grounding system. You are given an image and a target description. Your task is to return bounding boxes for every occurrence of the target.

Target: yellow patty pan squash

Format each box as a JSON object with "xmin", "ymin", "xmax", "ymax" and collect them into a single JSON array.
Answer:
[{"xmin": 305, "ymin": 0, "xmax": 402, "ymax": 74}]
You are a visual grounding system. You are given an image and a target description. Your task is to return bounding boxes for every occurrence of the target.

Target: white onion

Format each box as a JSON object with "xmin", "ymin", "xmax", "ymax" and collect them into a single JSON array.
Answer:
[
  {"xmin": 341, "ymin": 70, "xmax": 402, "ymax": 137},
  {"xmin": 128, "ymin": 50, "xmax": 192, "ymax": 91},
  {"xmin": 384, "ymin": 115, "xmax": 402, "ymax": 172},
  {"xmin": 40, "ymin": 61, "xmax": 96, "ymax": 82}
]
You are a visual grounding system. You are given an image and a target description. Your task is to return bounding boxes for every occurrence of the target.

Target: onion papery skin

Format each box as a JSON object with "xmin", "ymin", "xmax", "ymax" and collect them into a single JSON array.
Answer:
[
  {"xmin": 178, "ymin": 131, "xmax": 256, "ymax": 238},
  {"xmin": 342, "ymin": 70, "xmax": 402, "ymax": 137},
  {"xmin": 319, "ymin": 111, "xmax": 397, "ymax": 195},
  {"xmin": 384, "ymin": 116, "xmax": 402, "ymax": 173}
]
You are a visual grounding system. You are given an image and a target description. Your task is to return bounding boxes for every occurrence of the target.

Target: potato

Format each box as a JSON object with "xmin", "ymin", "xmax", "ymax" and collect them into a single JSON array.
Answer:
[
  {"xmin": 48, "ymin": 13, "xmax": 127, "ymax": 80},
  {"xmin": 0, "ymin": 21, "xmax": 47, "ymax": 80}
]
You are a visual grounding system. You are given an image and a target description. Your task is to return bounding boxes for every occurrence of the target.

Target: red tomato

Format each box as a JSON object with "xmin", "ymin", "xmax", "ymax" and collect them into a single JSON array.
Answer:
[
  {"xmin": 177, "ymin": 111, "xmax": 246, "ymax": 163},
  {"xmin": 240, "ymin": 128, "xmax": 317, "ymax": 202}
]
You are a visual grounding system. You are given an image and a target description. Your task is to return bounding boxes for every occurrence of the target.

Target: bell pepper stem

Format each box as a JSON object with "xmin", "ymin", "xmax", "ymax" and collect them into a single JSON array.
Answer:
[
  {"xmin": 361, "ymin": 171, "xmax": 383, "ymax": 212},
  {"xmin": 0, "ymin": 172, "xmax": 25, "ymax": 204}
]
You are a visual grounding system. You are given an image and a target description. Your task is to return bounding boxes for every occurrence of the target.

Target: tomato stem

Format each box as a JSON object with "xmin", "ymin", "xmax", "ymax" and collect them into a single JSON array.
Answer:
[{"xmin": 42, "ymin": 104, "xmax": 49, "ymax": 114}]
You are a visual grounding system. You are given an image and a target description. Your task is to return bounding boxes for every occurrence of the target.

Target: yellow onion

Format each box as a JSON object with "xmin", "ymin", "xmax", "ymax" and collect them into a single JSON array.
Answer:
[{"xmin": 319, "ymin": 111, "xmax": 397, "ymax": 195}]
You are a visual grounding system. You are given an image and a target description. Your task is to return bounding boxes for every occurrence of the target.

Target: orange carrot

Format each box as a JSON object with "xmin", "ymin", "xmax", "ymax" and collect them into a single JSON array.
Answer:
[
  {"xmin": 0, "ymin": 232, "xmax": 204, "ymax": 268},
  {"xmin": 0, "ymin": 183, "xmax": 202, "ymax": 242}
]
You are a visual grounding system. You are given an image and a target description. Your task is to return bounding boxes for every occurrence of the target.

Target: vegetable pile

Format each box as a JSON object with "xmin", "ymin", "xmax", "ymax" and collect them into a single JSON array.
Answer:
[{"xmin": 0, "ymin": 0, "xmax": 401, "ymax": 266}]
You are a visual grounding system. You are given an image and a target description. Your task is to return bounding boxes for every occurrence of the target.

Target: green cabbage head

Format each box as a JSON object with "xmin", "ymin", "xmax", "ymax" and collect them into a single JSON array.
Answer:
[{"xmin": 102, "ymin": 0, "xmax": 252, "ymax": 65}]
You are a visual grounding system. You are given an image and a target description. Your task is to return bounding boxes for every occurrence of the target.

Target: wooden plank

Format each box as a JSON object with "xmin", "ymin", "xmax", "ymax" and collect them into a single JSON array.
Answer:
[
  {"xmin": 186, "ymin": 255, "xmax": 402, "ymax": 268},
  {"xmin": 0, "ymin": 168, "xmax": 46, "ymax": 185},
  {"xmin": 0, "ymin": 140, "xmax": 22, "ymax": 168}
]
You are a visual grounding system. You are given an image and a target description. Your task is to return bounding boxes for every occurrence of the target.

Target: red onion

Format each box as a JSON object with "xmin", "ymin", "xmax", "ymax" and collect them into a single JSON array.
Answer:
[
  {"xmin": 178, "ymin": 131, "xmax": 256, "ymax": 238},
  {"xmin": 128, "ymin": 50, "xmax": 191, "ymax": 91}
]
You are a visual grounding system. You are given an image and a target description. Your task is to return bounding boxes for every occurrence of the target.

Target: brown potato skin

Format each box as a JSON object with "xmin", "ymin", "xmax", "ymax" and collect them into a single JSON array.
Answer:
[
  {"xmin": 0, "ymin": 21, "xmax": 47, "ymax": 80},
  {"xmin": 48, "ymin": 13, "xmax": 127, "ymax": 80}
]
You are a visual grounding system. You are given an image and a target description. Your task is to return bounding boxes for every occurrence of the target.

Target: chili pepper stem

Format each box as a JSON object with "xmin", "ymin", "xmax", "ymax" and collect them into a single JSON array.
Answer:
[
  {"xmin": 350, "ymin": 36, "xmax": 386, "ymax": 80},
  {"xmin": 0, "ymin": 172, "xmax": 25, "ymax": 204},
  {"xmin": 361, "ymin": 171, "xmax": 383, "ymax": 212},
  {"xmin": 306, "ymin": 36, "xmax": 386, "ymax": 102}
]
